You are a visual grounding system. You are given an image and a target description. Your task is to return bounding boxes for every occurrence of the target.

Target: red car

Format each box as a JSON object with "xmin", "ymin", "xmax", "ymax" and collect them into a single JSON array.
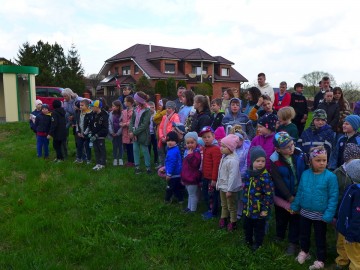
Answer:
[{"xmin": 36, "ymin": 86, "xmax": 64, "ymax": 111}]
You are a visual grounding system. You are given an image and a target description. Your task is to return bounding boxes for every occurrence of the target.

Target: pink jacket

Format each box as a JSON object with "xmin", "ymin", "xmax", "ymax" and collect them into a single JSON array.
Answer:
[
  {"xmin": 158, "ymin": 113, "xmax": 180, "ymax": 147},
  {"xmin": 247, "ymin": 133, "xmax": 275, "ymax": 171},
  {"xmin": 121, "ymin": 108, "xmax": 133, "ymax": 144}
]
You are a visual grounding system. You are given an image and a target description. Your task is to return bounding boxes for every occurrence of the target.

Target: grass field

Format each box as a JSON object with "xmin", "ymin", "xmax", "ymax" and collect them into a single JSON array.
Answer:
[{"xmin": 0, "ymin": 120, "xmax": 338, "ymax": 270}]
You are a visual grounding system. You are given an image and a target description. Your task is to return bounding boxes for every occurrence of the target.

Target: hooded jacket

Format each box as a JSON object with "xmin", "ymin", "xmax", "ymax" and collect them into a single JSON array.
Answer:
[
  {"xmin": 216, "ymin": 152, "xmax": 242, "ymax": 192},
  {"xmin": 181, "ymin": 147, "xmax": 201, "ymax": 185},
  {"xmin": 318, "ymin": 101, "xmax": 340, "ymax": 131},
  {"xmin": 222, "ymin": 109, "xmax": 255, "ymax": 140},
  {"xmin": 202, "ymin": 140, "xmax": 222, "ymax": 181},
  {"xmin": 190, "ymin": 108, "xmax": 212, "ymax": 134},
  {"xmin": 49, "ymin": 107, "xmax": 67, "ymax": 140},
  {"xmin": 35, "ymin": 112, "xmax": 52, "ymax": 136}
]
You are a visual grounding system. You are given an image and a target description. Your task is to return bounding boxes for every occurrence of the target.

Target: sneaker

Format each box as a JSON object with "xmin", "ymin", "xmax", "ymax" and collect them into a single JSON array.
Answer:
[
  {"xmin": 227, "ymin": 222, "xmax": 237, "ymax": 232},
  {"xmin": 202, "ymin": 211, "xmax": 214, "ymax": 220},
  {"xmin": 113, "ymin": 159, "xmax": 118, "ymax": 166},
  {"xmin": 146, "ymin": 168, "xmax": 152, "ymax": 174},
  {"xmin": 95, "ymin": 165, "xmax": 105, "ymax": 171},
  {"xmin": 74, "ymin": 159, "xmax": 83, "ymax": 164},
  {"xmin": 126, "ymin": 162, "xmax": 135, "ymax": 167},
  {"xmin": 118, "ymin": 159, "xmax": 124, "ymax": 166},
  {"xmin": 54, "ymin": 159, "xmax": 63, "ymax": 163},
  {"xmin": 309, "ymin": 260, "xmax": 324, "ymax": 270},
  {"xmin": 92, "ymin": 164, "xmax": 100, "ymax": 170},
  {"xmin": 286, "ymin": 243, "xmax": 299, "ymax": 256},
  {"xmin": 295, "ymin": 251, "xmax": 311, "ymax": 264},
  {"xmin": 182, "ymin": 208, "xmax": 191, "ymax": 213},
  {"xmin": 135, "ymin": 167, "xmax": 141, "ymax": 174},
  {"xmin": 86, "ymin": 160, "xmax": 91, "ymax": 165},
  {"xmin": 219, "ymin": 218, "xmax": 227, "ymax": 229}
]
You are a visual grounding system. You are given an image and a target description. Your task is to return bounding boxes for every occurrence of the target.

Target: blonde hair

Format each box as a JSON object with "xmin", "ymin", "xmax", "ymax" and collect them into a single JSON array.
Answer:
[
  {"xmin": 194, "ymin": 95, "xmax": 210, "ymax": 111},
  {"xmin": 277, "ymin": 106, "xmax": 296, "ymax": 121}
]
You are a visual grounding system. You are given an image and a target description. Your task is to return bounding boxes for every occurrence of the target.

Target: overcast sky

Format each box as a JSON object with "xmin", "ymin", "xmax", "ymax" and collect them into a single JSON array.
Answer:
[{"xmin": 1, "ymin": 0, "xmax": 359, "ymax": 87}]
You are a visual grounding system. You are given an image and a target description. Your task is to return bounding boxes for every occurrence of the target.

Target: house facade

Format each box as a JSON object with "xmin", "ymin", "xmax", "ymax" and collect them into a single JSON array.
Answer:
[{"xmin": 98, "ymin": 44, "xmax": 248, "ymax": 98}]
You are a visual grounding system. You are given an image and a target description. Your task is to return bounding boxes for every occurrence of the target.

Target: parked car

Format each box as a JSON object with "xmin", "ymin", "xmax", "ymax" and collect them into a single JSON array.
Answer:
[{"xmin": 36, "ymin": 86, "xmax": 64, "ymax": 110}]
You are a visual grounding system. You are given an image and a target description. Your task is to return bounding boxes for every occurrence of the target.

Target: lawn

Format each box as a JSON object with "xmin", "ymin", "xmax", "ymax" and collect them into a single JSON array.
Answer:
[{"xmin": 0, "ymin": 121, "xmax": 337, "ymax": 270}]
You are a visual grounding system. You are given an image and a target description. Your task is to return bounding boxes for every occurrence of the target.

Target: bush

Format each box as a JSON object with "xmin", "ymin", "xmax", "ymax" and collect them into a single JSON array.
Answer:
[
  {"xmin": 177, "ymin": 80, "xmax": 187, "ymax": 89},
  {"xmin": 136, "ymin": 75, "xmax": 154, "ymax": 96},
  {"xmin": 194, "ymin": 83, "xmax": 213, "ymax": 96},
  {"xmin": 166, "ymin": 77, "xmax": 177, "ymax": 98},
  {"xmin": 155, "ymin": 80, "xmax": 167, "ymax": 97}
]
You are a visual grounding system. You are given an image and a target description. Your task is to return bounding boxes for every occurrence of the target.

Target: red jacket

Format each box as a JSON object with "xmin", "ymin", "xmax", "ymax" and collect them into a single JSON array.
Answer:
[
  {"xmin": 202, "ymin": 144, "xmax": 222, "ymax": 181},
  {"xmin": 274, "ymin": 92, "xmax": 291, "ymax": 111}
]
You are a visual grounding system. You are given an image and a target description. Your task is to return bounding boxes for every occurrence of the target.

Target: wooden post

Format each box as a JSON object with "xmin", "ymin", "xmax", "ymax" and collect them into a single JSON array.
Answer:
[{"xmin": 155, "ymin": 93, "xmax": 161, "ymax": 110}]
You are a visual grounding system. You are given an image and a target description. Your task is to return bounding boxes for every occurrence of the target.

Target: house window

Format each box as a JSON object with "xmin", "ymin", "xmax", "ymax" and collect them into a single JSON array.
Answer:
[
  {"xmin": 192, "ymin": 66, "xmax": 208, "ymax": 75},
  {"xmin": 134, "ymin": 65, "xmax": 139, "ymax": 74},
  {"xmin": 122, "ymin": 66, "xmax": 131, "ymax": 75},
  {"xmin": 165, "ymin": 63, "xmax": 175, "ymax": 74},
  {"xmin": 221, "ymin": 68, "xmax": 230, "ymax": 76}
]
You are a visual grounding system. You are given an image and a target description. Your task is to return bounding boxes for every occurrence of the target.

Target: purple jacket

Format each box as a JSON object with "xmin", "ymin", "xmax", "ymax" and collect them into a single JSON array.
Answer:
[
  {"xmin": 247, "ymin": 133, "xmax": 275, "ymax": 171},
  {"xmin": 181, "ymin": 147, "xmax": 201, "ymax": 185}
]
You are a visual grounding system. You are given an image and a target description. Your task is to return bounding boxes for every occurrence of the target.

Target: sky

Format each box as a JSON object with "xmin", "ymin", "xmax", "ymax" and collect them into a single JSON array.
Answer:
[{"xmin": 1, "ymin": 0, "xmax": 360, "ymax": 88}]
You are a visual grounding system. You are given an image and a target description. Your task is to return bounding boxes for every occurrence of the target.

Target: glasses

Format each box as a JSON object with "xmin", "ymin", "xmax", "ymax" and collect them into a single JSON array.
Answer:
[{"xmin": 280, "ymin": 142, "xmax": 294, "ymax": 151}]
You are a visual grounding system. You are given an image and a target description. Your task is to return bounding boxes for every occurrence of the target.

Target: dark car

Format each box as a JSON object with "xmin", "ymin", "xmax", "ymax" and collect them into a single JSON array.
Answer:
[{"xmin": 36, "ymin": 86, "xmax": 64, "ymax": 111}]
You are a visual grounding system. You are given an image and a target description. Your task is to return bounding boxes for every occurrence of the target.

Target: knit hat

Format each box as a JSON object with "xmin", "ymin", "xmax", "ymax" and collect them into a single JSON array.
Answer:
[
  {"xmin": 221, "ymin": 134, "xmax": 239, "ymax": 153},
  {"xmin": 258, "ymin": 113, "xmax": 278, "ymax": 132},
  {"xmin": 273, "ymin": 131, "xmax": 293, "ymax": 148},
  {"xmin": 41, "ymin": 104, "xmax": 49, "ymax": 110},
  {"xmin": 91, "ymin": 100, "xmax": 102, "ymax": 108},
  {"xmin": 343, "ymin": 143, "xmax": 360, "ymax": 163},
  {"xmin": 166, "ymin": 101, "xmax": 176, "ymax": 110},
  {"xmin": 250, "ymin": 146, "xmax": 266, "ymax": 165},
  {"xmin": 313, "ymin": 109, "xmax": 327, "ymax": 121},
  {"xmin": 52, "ymin": 100, "xmax": 62, "ymax": 109},
  {"xmin": 166, "ymin": 131, "xmax": 179, "ymax": 143},
  {"xmin": 214, "ymin": 126, "xmax": 226, "ymax": 142},
  {"xmin": 184, "ymin": 132, "xmax": 198, "ymax": 142},
  {"xmin": 199, "ymin": 126, "xmax": 214, "ymax": 136},
  {"xmin": 35, "ymin": 99, "xmax": 43, "ymax": 106},
  {"xmin": 345, "ymin": 159, "xmax": 360, "ymax": 183},
  {"xmin": 172, "ymin": 122, "xmax": 185, "ymax": 135},
  {"xmin": 344, "ymin": 115, "xmax": 360, "ymax": 132},
  {"xmin": 74, "ymin": 100, "xmax": 81, "ymax": 109}
]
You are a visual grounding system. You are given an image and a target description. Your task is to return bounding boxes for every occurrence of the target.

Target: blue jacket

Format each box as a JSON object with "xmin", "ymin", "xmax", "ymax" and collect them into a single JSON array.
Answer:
[
  {"xmin": 270, "ymin": 147, "xmax": 307, "ymax": 200},
  {"xmin": 165, "ymin": 145, "xmax": 182, "ymax": 178},
  {"xmin": 336, "ymin": 184, "xmax": 360, "ymax": 243},
  {"xmin": 291, "ymin": 169, "xmax": 339, "ymax": 223}
]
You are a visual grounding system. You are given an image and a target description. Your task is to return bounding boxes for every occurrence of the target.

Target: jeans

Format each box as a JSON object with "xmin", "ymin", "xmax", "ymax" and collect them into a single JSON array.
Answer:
[
  {"xmin": 94, "ymin": 138, "xmax": 106, "ymax": 166},
  {"xmin": 133, "ymin": 141, "xmax": 150, "ymax": 168},
  {"xmin": 186, "ymin": 185, "xmax": 198, "ymax": 211},
  {"xmin": 76, "ymin": 136, "xmax": 91, "ymax": 161},
  {"xmin": 165, "ymin": 177, "xmax": 183, "ymax": 202},
  {"xmin": 202, "ymin": 178, "xmax": 219, "ymax": 216},
  {"xmin": 36, "ymin": 135, "xmax": 49, "ymax": 157},
  {"xmin": 148, "ymin": 133, "xmax": 159, "ymax": 163},
  {"xmin": 112, "ymin": 135, "xmax": 123, "ymax": 159},
  {"xmin": 243, "ymin": 216, "xmax": 266, "ymax": 247},
  {"xmin": 275, "ymin": 205, "xmax": 300, "ymax": 244},
  {"xmin": 124, "ymin": 143, "xmax": 134, "ymax": 163}
]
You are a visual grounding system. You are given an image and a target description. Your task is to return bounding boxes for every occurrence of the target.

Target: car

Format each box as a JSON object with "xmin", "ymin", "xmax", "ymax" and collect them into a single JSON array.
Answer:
[{"xmin": 36, "ymin": 86, "xmax": 64, "ymax": 110}]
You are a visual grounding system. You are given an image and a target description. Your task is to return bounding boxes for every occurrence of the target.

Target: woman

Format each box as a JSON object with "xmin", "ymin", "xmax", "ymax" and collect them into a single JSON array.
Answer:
[
  {"xmin": 243, "ymin": 87, "xmax": 262, "ymax": 115},
  {"xmin": 189, "ymin": 95, "xmax": 212, "ymax": 134}
]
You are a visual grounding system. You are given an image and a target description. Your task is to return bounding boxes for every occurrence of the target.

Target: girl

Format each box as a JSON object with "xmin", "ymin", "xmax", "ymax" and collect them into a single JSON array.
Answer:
[
  {"xmin": 178, "ymin": 90, "xmax": 195, "ymax": 124},
  {"xmin": 153, "ymin": 98, "xmax": 168, "ymax": 126},
  {"xmin": 243, "ymin": 87, "xmax": 262, "ymax": 115},
  {"xmin": 221, "ymin": 88, "xmax": 234, "ymax": 113},
  {"xmin": 189, "ymin": 95, "xmax": 212, "ymax": 134},
  {"xmin": 109, "ymin": 100, "xmax": 123, "ymax": 166},
  {"xmin": 129, "ymin": 91, "xmax": 152, "ymax": 174},
  {"xmin": 276, "ymin": 106, "xmax": 299, "ymax": 140},
  {"xmin": 333, "ymin": 87, "xmax": 351, "ymax": 136},
  {"xmin": 121, "ymin": 96, "xmax": 135, "ymax": 167},
  {"xmin": 181, "ymin": 132, "xmax": 201, "ymax": 213},
  {"xmin": 291, "ymin": 146, "xmax": 338, "ymax": 270},
  {"xmin": 217, "ymin": 134, "xmax": 242, "ymax": 231}
]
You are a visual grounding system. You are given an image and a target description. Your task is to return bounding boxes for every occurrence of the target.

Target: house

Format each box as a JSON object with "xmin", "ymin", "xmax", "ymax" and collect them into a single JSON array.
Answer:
[{"xmin": 98, "ymin": 44, "xmax": 248, "ymax": 98}]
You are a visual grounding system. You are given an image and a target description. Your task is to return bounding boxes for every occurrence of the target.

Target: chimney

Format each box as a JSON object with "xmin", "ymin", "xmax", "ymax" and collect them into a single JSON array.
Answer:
[{"xmin": 149, "ymin": 43, "xmax": 151, "ymax": 52}]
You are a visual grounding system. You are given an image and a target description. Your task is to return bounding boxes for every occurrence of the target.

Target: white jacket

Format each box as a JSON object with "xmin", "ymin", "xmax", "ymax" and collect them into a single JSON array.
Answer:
[
  {"xmin": 216, "ymin": 152, "xmax": 242, "ymax": 192},
  {"xmin": 258, "ymin": 83, "xmax": 274, "ymax": 102}
]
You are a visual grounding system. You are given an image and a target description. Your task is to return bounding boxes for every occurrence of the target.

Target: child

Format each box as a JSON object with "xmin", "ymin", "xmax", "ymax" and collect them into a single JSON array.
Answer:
[
  {"xmin": 121, "ymin": 96, "xmax": 135, "ymax": 167},
  {"xmin": 129, "ymin": 92, "xmax": 152, "ymax": 174},
  {"xmin": 270, "ymin": 131, "xmax": 307, "ymax": 255},
  {"xmin": 109, "ymin": 100, "xmax": 123, "ymax": 166},
  {"xmin": 34, "ymin": 104, "xmax": 51, "ymax": 158},
  {"xmin": 243, "ymin": 87, "xmax": 262, "ymax": 115},
  {"xmin": 210, "ymin": 98, "xmax": 224, "ymax": 131},
  {"xmin": 291, "ymin": 146, "xmax": 338, "ymax": 270},
  {"xmin": 290, "ymin": 83, "xmax": 308, "ymax": 137},
  {"xmin": 217, "ymin": 134, "xmax": 242, "ymax": 231},
  {"xmin": 118, "ymin": 86, "xmax": 134, "ymax": 108},
  {"xmin": 247, "ymin": 113, "xmax": 278, "ymax": 171},
  {"xmin": 172, "ymin": 122, "xmax": 186, "ymax": 158},
  {"xmin": 249, "ymin": 94, "xmax": 277, "ymax": 122},
  {"xmin": 48, "ymin": 100, "xmax": 67, "ymax": 162},
  {"xmin": 181, "ymin": 132, "xmax": 201, "ymax": 213},
  {"xmin": 190, "ymin": 95, "xmax": 212, "ymax": 134},
  {"xmin": 276, "ymin": 106, "xmax": 299, "ymax": 140},
  {"xmin": 74, "ymin": 99, "xmax": 92, "ymax": 164},
  {"xmin": 274, "ymin": 81, "xmax": 291, "ymax": 111},
  {"xmin": 87, "ymin": 100, "xmax": 109, "ymax": 170},
  {"xmin": 297, "ymin": 109, "xmax": 335, "ymax": 160},
  {"xmin": 178, "ymin": 90, "xmax": 194, "ymax": 124},
  {"xmin": 243, "ymin": 146, "xmax": 274, "ymax": 250},
  {"xmin": 335, "ymin": 159, "xmax": 360, "ymax": 270},
  {"xmin": 147, "ymin": 101, "xmax": 159, "ymax": 167},
  {"xmin": 153, "ymin": 98, "xmax": 168, "ymax": 126},
  {"xmin": 199, "ymin": 126, "xmax": 222, "ymax": 220},
  {"xmin": 221, "ymin": 88, "xmax": 234, "ymax": 113},
  {"xmin": 318, "ymin": 90, "xmax": 339, "ymax": 132},
  {"xmin": 164, "ymin": 131, "xmax": 183, "ymax": 203},
  {"xmin": 30, "ymin": 99, "xmax": 43, "ymax": 133}
]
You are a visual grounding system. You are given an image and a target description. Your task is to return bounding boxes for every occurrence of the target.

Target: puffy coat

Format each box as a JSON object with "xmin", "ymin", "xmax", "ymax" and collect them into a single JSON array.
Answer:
[
  {"xmin": 216, "ymin": 152, "xmax": 242, "ymax": 192},
  {"xmin": 35, "ymin": 112, "xmax": 51, "ymax": 135},
  {"xmin": 129, "ymin": 107, "xmax": 151, "ymax": 146},
  {"xmin": 181, "ymin": 147, "xmax": 201, "ymax": 185},
  {"xmin": 165, "ymin": 145, "xmax": 182, "ymax": 178},
  {"xmin": 202, "ymin": 141, "xmax": 222, "ymax": 181},
  {"xmin": 190, "ymin": 109, "xmax": 212, "ymax": 134},
  {"xmin": 158, "ymin": 113, "xmax": 180, "ymax": 147},
  {"xmin": 49, "ymin": 108, "xmax": 67, "ymax": 140}
]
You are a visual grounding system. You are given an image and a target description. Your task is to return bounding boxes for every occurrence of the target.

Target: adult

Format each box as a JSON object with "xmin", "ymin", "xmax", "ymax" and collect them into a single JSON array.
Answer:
[
  {"xmin": 243, "ymin": 87, "xmax": 262, "ymax": 116},
  {"xmin": 257, "ymin": 73, "xmax": 274, "ymax": 102},
  {"xmin": 190, "ymin": 95, "xmax": 212, "ymax": 134},
  {"xmin": 274, "ymin": 81, "xmax": 291, "ymax": 111},
  {"xmin": 313, "ymin": 76, "xmax": 331, "ymax": 111},
  {"xmin": 174, "ymin": 86, "xmax": 186, "ymax": 112},
  {"xmin": 178, "ymin": 90, "xmax": 195, "ymax": 124},
  {"xmin": 118, "ymin": 86, "xmax": 134, "ymax": 108}
]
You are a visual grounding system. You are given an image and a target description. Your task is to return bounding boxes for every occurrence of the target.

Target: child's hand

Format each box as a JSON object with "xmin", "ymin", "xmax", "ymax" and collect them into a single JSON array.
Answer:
[
  {"xmin": 260, "ymin": 211, "xmax": 268, "ymax": 217},
  {"xmin": 187, "ymin": 148, "xmax": 193, "ymax": 154},
  {"xmin": 129, "ymin": 133, "xmax": 134, "ymax": 139},
  {"xmin": 257, "ymin": 96, "xmax": 264, "ymax": 106},
  {"xmin": 166, "ymin": 176, "xmax": 171, "ymax": 181},
  {"xmin": 211, "ymin": 180, "xmax": 216, "ymax": 187}
]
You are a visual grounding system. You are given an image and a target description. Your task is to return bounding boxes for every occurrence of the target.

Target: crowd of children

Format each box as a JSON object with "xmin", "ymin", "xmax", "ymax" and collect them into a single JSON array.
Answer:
[{"xmin": 30, "ymin": 82, "xmax": 360, "ymax": 269}]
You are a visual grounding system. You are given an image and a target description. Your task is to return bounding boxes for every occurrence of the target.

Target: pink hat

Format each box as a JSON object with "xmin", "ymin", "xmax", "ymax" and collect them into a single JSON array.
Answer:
[
  {"xmin": 35, "ymin": 99, "xmax": 43, "ymax": 106},
  {"xmin": 214, "ymin": 126, "xmax": 226, "ymax": 142},
  {"xmin": 221, "ymin": 134, "xmax": 239, "ymax": 153}
]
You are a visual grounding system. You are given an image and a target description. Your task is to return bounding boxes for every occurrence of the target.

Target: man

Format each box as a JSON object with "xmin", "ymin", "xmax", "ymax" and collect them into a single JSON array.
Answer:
[
  {"xmin": 174, "ymin": 87, "xmax": 186, "ymax": 112},
  {"xmin": 313, "ymin": 76, "xmax": 331, "ymax": 111},
  {"xmin": 257, "ymin": 73, "xmax": 274, "ymax": 102}
]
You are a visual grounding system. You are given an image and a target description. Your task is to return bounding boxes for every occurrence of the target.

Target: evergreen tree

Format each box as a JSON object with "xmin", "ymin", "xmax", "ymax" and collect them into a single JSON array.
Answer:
[
  {"xmin": 166, "ymin": 77, "xmax": 177, "ymax": 98},
  {"xmin": 136, "ymin": 75, "xmax": 154, "ymax": 96}
]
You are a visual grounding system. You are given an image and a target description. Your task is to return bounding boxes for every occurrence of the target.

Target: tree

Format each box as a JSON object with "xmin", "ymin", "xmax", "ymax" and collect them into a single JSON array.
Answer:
[
  {"xmin": 62, "ymin": 43, "xmax": 85, "ymax": 94},
  {"xmin": 194, "ymin": 83, "xmax": 213, "ymax": 96},
  {"xmin": 166, "ymin": 77, "xmax": 177, "ymax": 98},
  {"xmin": 177, "ymin": 80, "xmax": 187, "ymax": 89},
  {"xmin": 155, "ymin": 80, "xmax": 167, "ymax": 97},
  {"xmin": 301, "ymin": 71, "xmax": 336, "ymax": 95},
  {"xmin": 136, "ymin": 75, "xmax": 154, "ymax": 96}
]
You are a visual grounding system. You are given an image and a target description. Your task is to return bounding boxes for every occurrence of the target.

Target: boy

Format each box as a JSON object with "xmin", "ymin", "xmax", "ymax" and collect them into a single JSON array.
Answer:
[
  {"xmin": 249, "ymin": 94, "xmax": 277, "ymax": 121},
  {"xmin": 164, "ymin": 131, "xmax": 183, "ymax": 203},
  {"xmin": 48, "ymin": 100, "xmax": 67, "ymax": 162},
  {"xmin": 274, "ymin": 81, "xmax": 291, "ymax": 111},
  {"xmin": 147, "ymin": 101, "xmax": 159, "ymax": 167},
  {"xmin": 210, "ymin": 98, "xmax": 224, "ymax": 131},
  {"xmin": 270, "ymin": 131, "xmax": 307, "ymax": 255},
  {"xmin": 172, "ymin": 122, "xmax": 186, "ymax": 158},
  {"xmin": 87, "ymin": 100, "xmax": 109, "ymax": 170},
  {"xmin": 335, "ymin": 159, "xmax": 360, "ymax": 270},
  {"xmin": 199, "ymin": 126, "xmax": 222, "ymax": 219},
  {"xmin": 30, "ymin": 99, "xmax": 43, "ymax": 133},
  {"xmin": 290, "ymin": 83, "xmax": 308, "ymax": 136},
  {"xmin": 74, "ymin": 99, "xmax": 92, "ymax": 164},
  {"xmin": 318, "ymin": 90, "xmax": 339, "ymax": 132},
  {"xmin": 35, "ymin": 104, "xmax": 52, "ymax": 158}
]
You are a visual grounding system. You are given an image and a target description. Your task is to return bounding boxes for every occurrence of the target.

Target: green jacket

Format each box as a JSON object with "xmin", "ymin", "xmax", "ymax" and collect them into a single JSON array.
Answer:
[{"xmin": 129, "ymin": 108, "xmax": 151, "ymax": 145}]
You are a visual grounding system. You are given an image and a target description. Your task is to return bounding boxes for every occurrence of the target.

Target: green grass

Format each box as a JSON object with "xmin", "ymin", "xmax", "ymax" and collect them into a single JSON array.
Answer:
[{"xmin": 0, "ymin": 121, "xmax": 336, "ymax": 269}]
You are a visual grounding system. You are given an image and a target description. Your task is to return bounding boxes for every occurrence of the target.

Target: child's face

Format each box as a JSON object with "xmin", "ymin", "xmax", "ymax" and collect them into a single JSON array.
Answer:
[
  {"xmin": 295, "ymin": 86, "xmax": 303, "ymax": 94},
  {"xmin": 42, "ymin": 108, "xmax": 49, "ymax": 114},
  {"xmin": 342, "ymin": 121, "xmax": 354, "ymax": 134},
  {"xmin": 311, "ymin": 154, "xmax": 327, "ymax": 173},
  {"xmin": 80, "ymin": 102, "xmax": 88, "ymax": 112},
  {"xmin": 324, "ymin": 92, "xmax": 333, "ymax": 102},
  {"xmin": 253, "ymin": 157, "xmax": 266, "ymax": 170},
  {"xmin": 112, "ymin": 104, "xmax": 120, "ymax": 111},
  {"xmin": 123, "ymin": 88, "xmax": 131, "ymax": 96},
  {"xmin": 125, "ymin": 101, "xmax": 132, "ymax": 108},
  {"xmin": 278, "ymin": 117, "xmax": 290, "ymax": 126},
  {"xmin": 313, "ymin": 118, "xmax": 326, "ymax": 129},
  {"xmin": 186, "ymin": 138, "xmax": 197, "ymax": 150},
  {"xmin": 220, "ymin": 143, "xmax": 231, "ymax": 155},
  {"xmin": 246, "ymin": 91, "xmax": 252, "ymax": 101},
  {"xmin": 230, "ymin": 102, "xmax": 240, "ymax": 114},
  {"xmin": 211, "ymin": 103, "xmax": 220, "ymax": 113},
  {"xmin": 262, "ymin": 100, "xmax": 273, "ymax": 112},
  {"xmin": 36, "ymin": 104, "xmax": 42, "ymax": 110},
  {"xmin": 257, "ymin": 124, "xmax": 272, "ymax": 136},
  {"xmin": 279, "ymin": 84, "xmax": 287, "ymax": 94},
  {"xmin": 223, "ymin": 91, "xmax": 230, "ymax": 100},
  {"xmin": 276, "ymin": 140, "xmax": 294, "ymax": 157},
  {"xmin": 172, "ymin": 129, "xmax": 183, "ymax": 140},
  {"xmin": 166, "ymin": 140, "xmax": 177, "ymax": 148},
  {"xmin": 166, "ymin": 107, "xmax": 174, "ymax": 115},
  {"xmin": 193, "ymin": 100, "xmax": 200, "ymax": 110},
  {"xmin": 333, "ymin": 91, "xmax": 342, "ymax": 101},
  {"xmin": 181, "ymin": 96, "xmax": 186, "ymax": 104},
  {"xmin": 149, "ymin": 105, "xmax": 155, "ymax": 113},
  {"xmin": 92, "ymin": 106, "xmax": 101, "ymax": 113},
  {"xmin": 201, "ymin": 132, "xmax": 214, "ymax": 146}
]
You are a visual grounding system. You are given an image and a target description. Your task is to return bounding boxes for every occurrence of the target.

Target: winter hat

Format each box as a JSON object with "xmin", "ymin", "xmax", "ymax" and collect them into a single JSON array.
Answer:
[
  {"xmin": 172, "ymin": 122, "xmax": 185, "ymax": 135},
  {"xmin": 343, "ymin": 143, "xmax": 360, "ymax": 163},
  {"xmin": 184, "ymin": 132, "xmax": 198, "ymax": 142},
  {"xmin": 221, "ymin": 134, "xmax": 239, "ymax": 153},
  {"xmin": 250, "ymin": 146, "xmax": 266, "ymax": 165},
  {"xmin": 258, "ymin": 113, "xmax": 278, "ymax": 132},
  {"xmin": 214, "ymin": 126, "xmax": 226, "ymax": 142},
  {"xmin": 41, "ymin": 104, "xmax": 49, "ymax": 110},
  {"xmin": 345, "ymin": 159, "xmax": 360, "ymax": 183},
  {"xmin": 273, "ymin": 131, "xmax": 293, "ymax": 148},
  {"xmin": 74, "ymin": 100, "xmax": 81, "ymax": 109},
  {"xmin": 166, "ymin": 131, "xmax": 179, "ymax": 143},
  {"xmin": 35, "ymin": 99, "xmax": 43, "ymax": 106},
  {"xmin": 313, "ymin": 109, "xmax": 327, "ymax": 121},
  {"xmin": 166, "ymin": 101, "xmax": 176, "ymax": 110},
  {"xmin": 52, "ymin": 100, "xmax": 62, "ymax": 109},
  {"xmin": 344, "ymin": 115, "xmax": 360, "ymax": 132},
  {"xmin": 91, "ymin": 100, "xmax": 103, "ymax": 108}
]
